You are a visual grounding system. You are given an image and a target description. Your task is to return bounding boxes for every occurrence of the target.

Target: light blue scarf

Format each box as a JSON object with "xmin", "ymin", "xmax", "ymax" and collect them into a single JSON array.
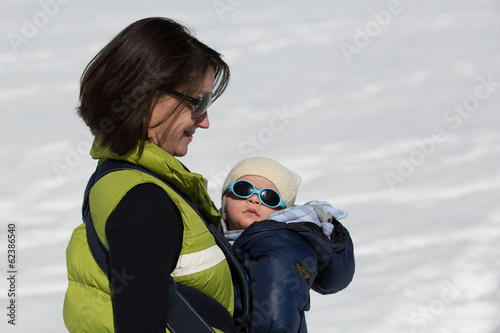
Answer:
[{"xmin": 265, "ymin": 200, "xmax": 348, "ymax": 238}]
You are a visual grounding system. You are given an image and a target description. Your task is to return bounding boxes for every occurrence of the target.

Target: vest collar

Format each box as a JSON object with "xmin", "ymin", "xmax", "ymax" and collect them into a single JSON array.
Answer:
[{"xmin": 89, "ymin": 139, "xmax": 220, "ymax": 227}]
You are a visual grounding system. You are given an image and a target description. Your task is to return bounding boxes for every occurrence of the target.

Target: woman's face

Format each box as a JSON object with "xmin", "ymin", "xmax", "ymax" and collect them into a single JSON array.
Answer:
[
  {"xmin": 148, "ymin": 68, "xmax": 214, "ymax": 157},
  {"xmin": 224, "ymin": 175, "xmax": 282, "ymax": 231}
]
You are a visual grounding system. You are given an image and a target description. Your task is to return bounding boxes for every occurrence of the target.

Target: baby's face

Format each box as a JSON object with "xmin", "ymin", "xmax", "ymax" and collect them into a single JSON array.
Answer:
[{"xmin": 224, "ymin": 175, "xmax": 282, "ymax": 230}]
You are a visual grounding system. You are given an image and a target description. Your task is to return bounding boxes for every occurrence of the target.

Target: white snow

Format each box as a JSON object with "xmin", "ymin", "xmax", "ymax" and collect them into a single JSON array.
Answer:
[{"xmin": 1, "ymin": 0, "xmax": 499, "ymax": 332}]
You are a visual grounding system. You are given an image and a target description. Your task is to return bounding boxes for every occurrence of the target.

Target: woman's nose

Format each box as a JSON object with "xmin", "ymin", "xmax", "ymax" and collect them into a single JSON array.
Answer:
[{"xmin": 195, "ymin": 112, "xmax": 210, "ymax": 128}]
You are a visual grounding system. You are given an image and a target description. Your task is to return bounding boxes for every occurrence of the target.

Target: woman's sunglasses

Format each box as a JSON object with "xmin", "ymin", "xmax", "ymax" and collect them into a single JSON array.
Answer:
[
  {"xmin": 166, "ymin": 90, "xmax": 212, "ymax": 119},
  {"xmin": 224, "ymin": 180, "xmax": 286, "ymax": 209}
]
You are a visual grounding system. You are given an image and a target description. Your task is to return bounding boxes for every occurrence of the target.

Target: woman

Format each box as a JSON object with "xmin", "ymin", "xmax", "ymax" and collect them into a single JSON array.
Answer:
[{"xmin": 63, "ymin": 17, "xmax": 234, "ymax": 332}]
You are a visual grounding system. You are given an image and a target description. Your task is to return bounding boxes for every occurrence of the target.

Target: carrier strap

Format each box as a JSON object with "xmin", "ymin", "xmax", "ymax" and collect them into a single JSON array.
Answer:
[{"xmin": 82, "ymin": 159, "xmax": 246, "ymax": 333}]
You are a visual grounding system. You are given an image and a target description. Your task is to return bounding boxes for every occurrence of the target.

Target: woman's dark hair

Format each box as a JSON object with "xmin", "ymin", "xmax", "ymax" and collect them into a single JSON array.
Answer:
[{"xmin": 77, "ymin": 17, "xmax": 230, "ymax": 156}]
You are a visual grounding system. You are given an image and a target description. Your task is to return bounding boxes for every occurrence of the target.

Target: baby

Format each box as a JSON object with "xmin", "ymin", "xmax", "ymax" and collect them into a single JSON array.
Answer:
[{"xmin": 220, "ymin": 157, "xmax": 355, "ymax": 333}]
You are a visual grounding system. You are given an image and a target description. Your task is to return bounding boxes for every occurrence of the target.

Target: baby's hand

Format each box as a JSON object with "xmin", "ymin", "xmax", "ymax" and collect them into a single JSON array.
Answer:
[{"xmin": 303, "ymin": 200, "xmax": 348, "ymax": 220}]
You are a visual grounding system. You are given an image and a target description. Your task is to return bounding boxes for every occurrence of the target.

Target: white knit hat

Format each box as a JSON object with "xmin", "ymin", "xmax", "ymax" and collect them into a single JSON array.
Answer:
[{"xmin": 221, "ymin": 157, "xmax": 302, "ymax": 220}]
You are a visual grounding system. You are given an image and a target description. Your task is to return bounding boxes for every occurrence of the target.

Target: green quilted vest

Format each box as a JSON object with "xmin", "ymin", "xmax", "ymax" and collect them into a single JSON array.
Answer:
[{"xmin": 63, "ymin": 141, "xmax": 234, "ymax": 332}]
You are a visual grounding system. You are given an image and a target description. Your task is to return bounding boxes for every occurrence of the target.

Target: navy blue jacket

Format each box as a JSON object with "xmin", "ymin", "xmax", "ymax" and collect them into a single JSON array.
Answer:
[{"xmin": 232, "ymin": 218, "xmax": 355, "ymax": 332}]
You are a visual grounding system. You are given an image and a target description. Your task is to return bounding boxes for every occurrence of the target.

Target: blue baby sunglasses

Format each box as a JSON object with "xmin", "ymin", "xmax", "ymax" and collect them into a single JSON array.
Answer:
[{"xmin": 224, "ymin": 180, "xmax": 286, "ymax": 209}]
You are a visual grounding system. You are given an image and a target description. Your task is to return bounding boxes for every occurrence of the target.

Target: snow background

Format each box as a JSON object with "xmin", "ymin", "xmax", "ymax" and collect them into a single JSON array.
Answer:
[{"xmin": 1, "ymin": 0, "xmax": 499, "ymax": 332}]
